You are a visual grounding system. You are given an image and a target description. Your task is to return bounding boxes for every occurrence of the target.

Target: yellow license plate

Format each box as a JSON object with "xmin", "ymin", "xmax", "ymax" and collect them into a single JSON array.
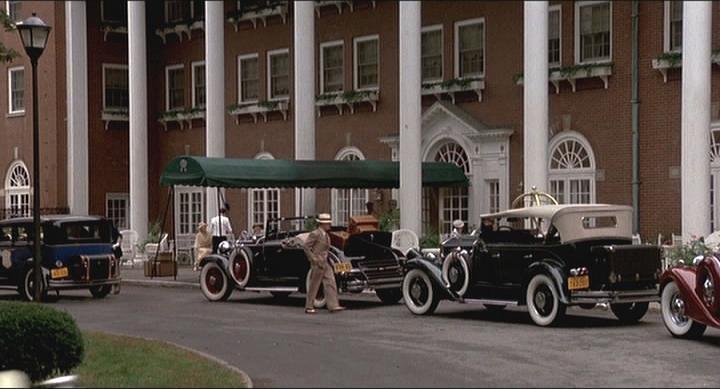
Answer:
[
  {"xmin": 51, "ymin": 267, "xmax": 69, "ymax": 279},
  {"xmin": 568, "ymin": 275, "xmax": 589, "ymax": 290},
  {"xmin": 333, "ymin": 262, "xmax": 352, "ymax": 273}
]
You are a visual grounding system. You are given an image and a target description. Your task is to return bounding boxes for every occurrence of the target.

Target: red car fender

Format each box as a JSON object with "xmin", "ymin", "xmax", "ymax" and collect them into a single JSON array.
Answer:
[{"xmin": 661, "ymin": 266, "xmax": 720, "ymax": 328}]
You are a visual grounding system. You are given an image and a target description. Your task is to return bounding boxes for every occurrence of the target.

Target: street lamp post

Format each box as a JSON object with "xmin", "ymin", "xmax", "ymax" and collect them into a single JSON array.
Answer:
[{"xmin": 16, "ymin": 13, "xmax": 51, "ymax": 302}]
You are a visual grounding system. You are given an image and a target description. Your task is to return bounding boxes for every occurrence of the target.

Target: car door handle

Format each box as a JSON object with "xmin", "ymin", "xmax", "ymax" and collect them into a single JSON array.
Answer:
[
  {"xmin": 523, "ymin": 254, "xmax": 533, "ymax": 259},
  {"xmin": 491, "ymin": 253, "xmax": 501, "ymax": 259}
]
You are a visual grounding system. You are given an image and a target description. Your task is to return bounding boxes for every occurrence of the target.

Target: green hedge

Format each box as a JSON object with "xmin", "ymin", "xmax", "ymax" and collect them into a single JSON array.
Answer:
[{"xmin": 0, "ymin": 301, "xmax": 84, "ymax": 382}]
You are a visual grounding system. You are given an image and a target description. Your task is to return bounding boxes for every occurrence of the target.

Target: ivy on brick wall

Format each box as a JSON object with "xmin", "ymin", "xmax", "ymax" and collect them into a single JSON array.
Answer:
[{"xmin": 0, "ymin": 10, "xmax": 19, "ymax": 63}]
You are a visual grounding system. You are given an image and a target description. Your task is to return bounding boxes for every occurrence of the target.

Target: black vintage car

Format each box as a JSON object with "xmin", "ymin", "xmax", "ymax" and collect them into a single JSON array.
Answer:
[
  {"xmin": 0, "ymin": 215, "xmax": 122, "ymax": 301},
  {"xmin": 198, "ymin": 216, "xmax": 404, "ymax": 306},
  {"xmin": 402, "ymin": 204, "xmax": 662, "ymax": 326}
]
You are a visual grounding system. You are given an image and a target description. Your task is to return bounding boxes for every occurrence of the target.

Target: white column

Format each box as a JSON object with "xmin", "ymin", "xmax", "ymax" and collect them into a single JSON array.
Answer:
[
  {"xmin": 681, "ymin": 1, "xmax": 712, "ymax": 240},
  {"xmin": 205, "ymin": 0, "xmax": 226, "ymax": 222},
  {"xmin": 128, "ymin": 1, "xmax": 148, "ymax": 240},
  {"xmin": 399, "ymin": 1, "xmax": 422, "ymax": 234},
  {"xmin": 523, "ymin": 1, "xmax": 549, "ymax": 196},
  {"xmin": 65, "ymin": 1, "xmax": 88, "ymax": 215},
  {"xmin": 293, "ymin": 1, "xmax": 316, "ymax": 216}
]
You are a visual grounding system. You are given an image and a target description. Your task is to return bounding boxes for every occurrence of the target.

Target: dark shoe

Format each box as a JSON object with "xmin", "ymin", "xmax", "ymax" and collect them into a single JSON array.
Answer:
[
  {"xmin": 329, "ymin": 306, "xmax": 347, "ymax": 313},
  {"xmin": 305, "ymin": 308, "xmax": 317, "ymax": 314}
]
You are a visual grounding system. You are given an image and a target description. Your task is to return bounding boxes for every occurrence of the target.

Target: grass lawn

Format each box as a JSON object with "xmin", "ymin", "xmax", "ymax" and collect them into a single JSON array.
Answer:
[{"xmin": 75, "ymin": 332, "xmax": 249, "ymax": 388}]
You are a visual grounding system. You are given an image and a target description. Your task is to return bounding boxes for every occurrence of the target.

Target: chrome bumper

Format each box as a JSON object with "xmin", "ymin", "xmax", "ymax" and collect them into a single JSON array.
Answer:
[
  {"xmin": 48, "ymin": 277, "xmax": 121, "ymax": 290},
  {"xmin": 569, "ymin": 288, "xmax": 659, "ymax": 304}
]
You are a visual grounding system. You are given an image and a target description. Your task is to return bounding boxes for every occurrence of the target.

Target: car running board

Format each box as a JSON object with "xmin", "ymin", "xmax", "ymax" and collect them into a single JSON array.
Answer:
[
  {"xmin": 458, "ymin": 298, "xmax": 518, "ymax": 307},
  {"xmin": 244, "ymin": 287, "xmax": 299, "ymax": 293}
]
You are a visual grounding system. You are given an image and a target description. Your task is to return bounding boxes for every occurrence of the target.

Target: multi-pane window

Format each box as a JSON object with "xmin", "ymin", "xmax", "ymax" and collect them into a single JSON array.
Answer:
[
  {"xmin": 251, "ymin": 189, "xmax": 280, "ymax": 228},
  {"xmin": 101, "ymin": 0, "xmax": 127, "ymax": 23},
  {"xmin": 106, "ymin": 193, "xmax": 129, "ymax": 230},
  {"xmin": 332, "ymin": 151, "xmax": 368, "ymax": 226},
  {"xmin": 321, "ymin": 42, "xmax": 344, "ymax": 93},
  {"xmin": 487, "ymin": 179, "xmax": 500, "ymax": 214},
  {"xmin": 666, "ymin": 1, "xmax": 682, "ymax": 52},
  {"xmin": 354, "ymin": 35, "xmax": 379, "ymax": 90},
  {"xmin": 165, "ymin": 0, "xmax": 189, "ymax": 23},
  {"xmin": 238, "ymin": 54, "xmax": 259, "ymax": 103},
  {"xmin": 435, "ymin": 143, "xmax": 470, "ymax": 234},
  {"xmin": 422, "ymin": 26, "xmax": 443, "ymax": 82},
  {"xmin": 456, "ymin": 18, "xmax": 485, "ymax": 78},
  {"xmin": 577, "ymin": 1, "xmax": 611, "ymax": 63},
  {"xmin": 103, "ymin": 65, "xmax": 129, "ymax": 110},
  {"xmin": 166, "ymin": 65, "xmax": 185, "ymax": 110},
  {"xmin": 4, "ymin": 162, "xmax": 30, "ymax": 217},
  {"xmin": 6, "ymin": 1, "xmax": 20, "ymax": 22},
  {"xmin": 175, "ymin": 187, "xmax": 205, "ymax": 236},
  {"xmin": 8, "ymin": 67, "xmax": 24, "ymax": 114},
  {"xmin": 192, "ymin": 62, "xmax": 205, "ymax": 108},
  {"xmin": 549, "ymin": 6, "xmax": 561, "ymax": 67},
  {"xmin": 548, "ymin": 136, "xmax": 596, "ymax": 205},
  {"xmin": 268, "ymin": 49, "xmax": 289, "ymax": 100}
]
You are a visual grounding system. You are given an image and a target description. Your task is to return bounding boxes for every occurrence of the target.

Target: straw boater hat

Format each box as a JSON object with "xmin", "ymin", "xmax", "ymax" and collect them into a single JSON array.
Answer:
[{"xmin": 316, "ymin": 213, "xmax": 333, "ymax": 224}]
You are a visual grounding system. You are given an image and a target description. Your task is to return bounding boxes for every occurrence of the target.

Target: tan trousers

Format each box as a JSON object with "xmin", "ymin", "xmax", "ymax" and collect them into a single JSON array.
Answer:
[{"xmin": 305, "ymin": 262, "xmax": 340, "ymax": 310}]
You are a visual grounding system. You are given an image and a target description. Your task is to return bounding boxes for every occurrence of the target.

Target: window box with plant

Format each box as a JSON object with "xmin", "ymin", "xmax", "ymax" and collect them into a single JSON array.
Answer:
[
  {"xmin": 100, "ymin": 21, "xmax": 127, "ymax": 42},
  {"xmin": 514, "ymin": 62, "xmax": 613, "ymax": 94},
  {"xmin": 314, "ymin": 0, "xmax": 372, "ymax": 16},
  {"xmin": 157, "ymin": 107, "xmax": 206, "ymax": 131},
  {"xmin": 226, "ymin": 0, "xmax": 288, "ymax": 31},
  {"xmin": 315, "ymin": 89, "xmax": 379, "ymax": 116},
  {"xmin": 101, "ymin": 107, "xmax": 129, "ymax": 130},
  {"xmin": 156, "ymin": 19, "xmax": 204, "ymax": 44},
  {"xmin": 651, "ymin": 49, "xmax": 720, "ymax": 83},
  {"xmin": 227, "ymin": 100, "xmax": 289, "ymax": 123},
  {"xmin": 421, "ymin": 77, "xmax": 485, "ymax": 104}
]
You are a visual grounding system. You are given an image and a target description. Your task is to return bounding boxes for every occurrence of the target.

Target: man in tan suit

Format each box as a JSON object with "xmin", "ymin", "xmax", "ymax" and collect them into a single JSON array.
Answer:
[{"xmin": 303, "ymin": 213, "xmax": 346, "ymax": 314}]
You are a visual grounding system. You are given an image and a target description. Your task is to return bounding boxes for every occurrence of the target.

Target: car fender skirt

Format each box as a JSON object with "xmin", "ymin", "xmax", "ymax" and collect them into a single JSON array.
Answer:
[
  {"xmin": 405, "ymin": 258, "xmax": 460, "ymax": 301},
  {"xmin": 524, "ymin": 261, "xmax": 570, "ymax": 305},
  {"xmin": 662, "ymin": 268, "xmax": 720, "ymax": 328}
]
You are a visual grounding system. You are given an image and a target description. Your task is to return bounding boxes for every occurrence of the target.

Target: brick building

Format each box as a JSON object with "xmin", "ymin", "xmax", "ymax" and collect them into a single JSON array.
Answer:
[{"xmin": 0, "ymin": 0, "xmax": 719, "ymax": 252}]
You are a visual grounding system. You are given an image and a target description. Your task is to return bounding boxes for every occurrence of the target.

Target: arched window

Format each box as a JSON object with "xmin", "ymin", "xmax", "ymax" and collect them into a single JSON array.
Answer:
[
  {"xmin": 332, "ymin": 147, "xmax": 368, "ymax": 226},
  {"xmin": 548, "ymin": 133, "xmax": 596, "ymax": 205},
  {"xmin": 249, "ymin": 153, "xmax": 280, "ymax": 229},
  {"xmin": 4, "ymin": 161, "xmax": 31, "ymax": 217},
  {"xmin": 434, "ymin": 142, "xmax": 470, "ymax": 234}
]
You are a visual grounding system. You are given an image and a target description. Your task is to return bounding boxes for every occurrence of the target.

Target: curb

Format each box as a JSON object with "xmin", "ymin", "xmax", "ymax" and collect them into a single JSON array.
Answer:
[
  {"xmin": 91, "ymin": 331, "xmax": 253, "ymax": 388},
  {"xmin": 122, "ymin": 278, "xmax": 200, "ymax": 289}
]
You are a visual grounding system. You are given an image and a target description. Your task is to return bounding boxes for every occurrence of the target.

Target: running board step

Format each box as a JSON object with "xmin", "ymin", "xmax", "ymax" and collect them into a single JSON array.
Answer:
[
  {"xmin": 459, "ymin": 298, "xmax": 518, "ymax": 307},
  {"xmin": 244, "ymin": 287, "xmax": 299, "ymax": 293}
]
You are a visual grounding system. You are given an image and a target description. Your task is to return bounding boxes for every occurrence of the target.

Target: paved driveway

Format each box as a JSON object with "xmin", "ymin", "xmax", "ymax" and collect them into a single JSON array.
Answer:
[{"xmin": 3, "ymin": 285, "xmax": 719, "ymax": 387}]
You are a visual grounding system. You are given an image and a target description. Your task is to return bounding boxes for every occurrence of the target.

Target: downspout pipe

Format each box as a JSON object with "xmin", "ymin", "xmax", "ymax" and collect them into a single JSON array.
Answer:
[{"xmin": 631, "ymin": 0, "xmax": 641, "ymax": 235}]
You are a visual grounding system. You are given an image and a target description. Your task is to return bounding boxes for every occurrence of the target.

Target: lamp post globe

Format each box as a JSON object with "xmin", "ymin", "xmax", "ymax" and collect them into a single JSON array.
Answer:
[{"xmin": 16, "ymin": 13, "xmax": 50, "ymax": 301}]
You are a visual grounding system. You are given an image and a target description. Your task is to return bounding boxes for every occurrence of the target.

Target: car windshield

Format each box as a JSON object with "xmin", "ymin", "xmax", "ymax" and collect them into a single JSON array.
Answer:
[{"xmin": 265, "ymin": 217, "xmax": 313, "ymax": 240}]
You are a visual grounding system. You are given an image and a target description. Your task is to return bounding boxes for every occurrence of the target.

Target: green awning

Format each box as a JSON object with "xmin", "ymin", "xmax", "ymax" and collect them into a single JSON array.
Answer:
[{"xmin": 160, "ymin": 156, "xmax": 468, "ymax": 189}]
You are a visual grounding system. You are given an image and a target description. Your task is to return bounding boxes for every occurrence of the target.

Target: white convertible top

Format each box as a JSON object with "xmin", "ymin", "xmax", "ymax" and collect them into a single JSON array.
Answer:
[{"xmin": 479, "ymin": 204, "xmax": 633, "ymax": 243}]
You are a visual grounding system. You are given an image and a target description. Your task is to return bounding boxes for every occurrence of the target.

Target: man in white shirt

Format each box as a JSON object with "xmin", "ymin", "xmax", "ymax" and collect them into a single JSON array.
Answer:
[{"xmin": 210, "ymin": 206, "xmax": 233, "ymax": 237}]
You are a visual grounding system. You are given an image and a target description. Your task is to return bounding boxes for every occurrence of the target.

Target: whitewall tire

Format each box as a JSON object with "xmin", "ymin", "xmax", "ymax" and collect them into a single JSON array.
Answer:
[
  {"xmin": 200, "ymin": 262, "xmax": 233, "ymax": 302},
  {"xmin": 20, "ymin": 267, "xmax": 47, "ymax": 302},
  {"xmin": 228, "ymin": 249, "xmax": 252, "ymax": 288},
  {"xmin": 661, "ymin": 281, "xmax": 707, "ymax": 339},
  {"xmin": 403, "ymin": 269, "xmax": 440, "ymax": 315},
  {"xmin": 441, "ymin": 252, "xmax": 470, "ymax": 297},
  {"xmin": 526, "ymin": 273, "xmax": 566, "ymax": 327},
  {"xmin": 305, "ymin": 269, "xmax": 327, "ymax": 309}
]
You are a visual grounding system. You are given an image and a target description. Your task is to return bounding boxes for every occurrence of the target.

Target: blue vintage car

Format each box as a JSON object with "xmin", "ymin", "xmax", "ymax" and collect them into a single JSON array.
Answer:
[{"xmin": 0, "ymin": 215, "xmax": 122, "ymax": 301}]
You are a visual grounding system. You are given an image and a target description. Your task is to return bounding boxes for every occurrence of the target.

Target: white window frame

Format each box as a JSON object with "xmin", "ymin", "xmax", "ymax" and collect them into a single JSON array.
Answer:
[
  {"xmin": 547, "ymin": 132, "xmax": 597, "ymax": 205},
  {"xmin": 663, "ymin": 0, "xmax": 682, "ymax": 53},
  {"xmin": 353, "ymin": 34, "xmax": 380, "ymax": 91},
  {"xmin": 174, "ymin": 186, "xmax": 206, "ymax": 238},
  {"xmin": 331, "ymin": 147, "xmax": 369, "ymax": 226},
  {"xmin": 266, "ymin": 48, "xmax": 290, "ymax": 101},
  {"xmin": 102, "ymin": 63, "xmax": 128, "ymax": 111},
  {"xmin": 454, "ymin": 17, "xmax": 486, "ymax": 79},
  {"xmin": 574, "ymin": 0, "xmax": 612, "ymax": 65},
  {"xmin": 165, "ymin": 64, "xmax": 185, "ymax": 111},
  {"xmin": 105, "ymin": 192, "xmax": 130, "ymax": 230},
  {"xmin": 548, "ymin": 4, "xmax": 562, "ymax": 68},
  {"xmin": 5, "ymin": 1, "xmax": 19, "ymax": 22},
  {"xmin": 421, "ymin": 24, "xmax": 444, "ymax": 83},
  {"xmin": 4, "ymin": 160, "xmax": 30, "ymax": 216},
  {"xmin": 486, "ymin": 179, "xmax": 500, "ymax": 214},
  {"xmin": 320, "ymin": 40, "xmax": 344, "ymax": 94},
  {"xmin": 191, "ymin": 60, "xmax": 205, "ymax": 109},
  {"xmin": 248, "ymin": 153, "xmax": 281, "ymax": 229},
  {"xmin": 237, "ymin": 53, "xmax": 260, "ymax": 104},
  {"xmin": 164, "ymin": 0, "xmax": 188, "ymax": 24},
  {"xmin": 8, "ymin": 66, "xmax": 24, "ymax": 115}
]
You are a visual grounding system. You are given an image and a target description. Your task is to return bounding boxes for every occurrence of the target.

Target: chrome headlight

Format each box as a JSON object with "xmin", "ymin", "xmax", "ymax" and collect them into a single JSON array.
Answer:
[
  {"xmin": 55, "ymin": 260, "xmax": 64, "ymax": 268},
  {"xmin": 703, "ymin": 276, "xmax": 715, "ymax": 307},
  {"xmin": 218, "ymin": 241, "xmax": 234, "ymax": 256},
  {"xmin": 608, "ymin": 271, "xmax": 617, "ymax": 283}
]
